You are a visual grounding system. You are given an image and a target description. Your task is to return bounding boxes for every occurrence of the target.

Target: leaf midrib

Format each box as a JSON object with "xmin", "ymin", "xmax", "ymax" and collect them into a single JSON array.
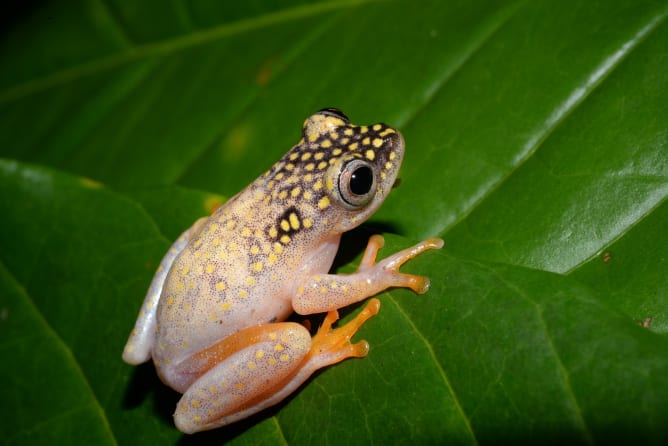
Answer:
[{"xmin": 0, "ymin": 0, "xmax": 377, "ymax": 105}]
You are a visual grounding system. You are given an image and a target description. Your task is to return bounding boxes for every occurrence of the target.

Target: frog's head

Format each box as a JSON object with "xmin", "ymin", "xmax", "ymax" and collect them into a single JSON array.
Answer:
[{"xmin": 300, "ymin": 108, "xmax": 405, "ymax": 233}]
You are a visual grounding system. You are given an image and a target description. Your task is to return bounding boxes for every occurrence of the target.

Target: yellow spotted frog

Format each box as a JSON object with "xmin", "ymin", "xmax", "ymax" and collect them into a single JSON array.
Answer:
[{"xmin": 122, "ymin": 109, "xmax": 443, "ymax": 433}]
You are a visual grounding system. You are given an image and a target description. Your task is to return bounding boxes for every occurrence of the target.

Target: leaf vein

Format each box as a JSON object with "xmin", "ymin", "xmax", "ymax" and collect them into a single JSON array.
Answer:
[
  {"xmin": 0, "ymin": 0, "xmax": 378, "ymax": 105},
  {"xmin": 389, "ymin": 292, "xmax": 479, "ymax": 445}
]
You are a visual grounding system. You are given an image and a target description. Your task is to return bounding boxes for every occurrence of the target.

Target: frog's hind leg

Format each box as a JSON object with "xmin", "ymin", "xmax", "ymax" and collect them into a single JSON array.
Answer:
[
  {"xmin": 173, "ymin": 321, "xmax": 312, "ymax": 433},
  {"xmin": 173, "ymin": 299, "xmax": 379, "ymax": 434}
]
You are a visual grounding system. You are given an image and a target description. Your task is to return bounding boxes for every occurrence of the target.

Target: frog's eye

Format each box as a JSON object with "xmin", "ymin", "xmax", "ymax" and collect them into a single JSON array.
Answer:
[
  {"xmin": 319, "ymin": 108, "xmax": 350, "ymax": 123},
  {"xmin": 338, "ymin": 159, "xmax": 377, "ymax": 208}
]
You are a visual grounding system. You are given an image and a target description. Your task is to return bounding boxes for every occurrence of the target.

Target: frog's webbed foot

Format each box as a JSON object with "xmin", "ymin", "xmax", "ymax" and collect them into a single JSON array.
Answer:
[
  {"xmin": 357, "ymin": 235, "xmax": 444, "ymax": 294},
  {"xmin": 306, "ymin": 297, "xmax": 380, "ymax": 368}
]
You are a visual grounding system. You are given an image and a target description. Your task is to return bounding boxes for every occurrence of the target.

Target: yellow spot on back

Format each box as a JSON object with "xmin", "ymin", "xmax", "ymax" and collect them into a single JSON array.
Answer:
[
  {"xmin": 191, "ymin": 400, "xmax": 200, "ymax": 408},
  {"xmin": 303, "ymin": 218, "xmax": 312, "ymax": 228},
  {"xmin": 280, "ymin": 235, "xmax": 291, "ymax": 244},
  {"xmin": 215, "ymin": 281, "xmax": 226, "ymax": 291},
  {"xmin": 362, "ymin": 137, "xmax": 371, "ymax": 145},
  {"xmin": 373, "ymin": 124, "xmax": 382, "ymax": 131},
  {"xmin": 247, "ymin": 362, "xmax": 256, "ymax": 370},
  {"xmin": 246, "ymin": 277, "xmax": 255, "ymax": 286},
  {"xmin": 206, "ymin": 263, "xmax": 215, "ymax": 274},
  {"xmin": 280, "ymin": 354, "xmax": 290, "ymax": 362},
  {"xmin": 349, "ymin": 142, "xmax": 358, "ymax": 151},
  {"xmin": 239, "ymin": 290, "xmax": 248, "ymax": 298},
  {"xmin": 313, "ymin": 179, "xmax": 323, "ymax": 190},
  {"xmin": 321, "ymin": 139, "xmax": 332, "ymax": 148},
  {"xmin": 365, "ymin": 149, "xmax": 375, "ymax": 160},
  {"xmin": 280, "ymin": 219, "xmax": 290, "ymax": 231},
  {"xmin": 268, "ymin": 253, "xmax": 278, "ymax": 265},
  {"xmin": 251, "ymin": 245, "xmax": 260, "ymax": 255},
  {"xmin": 372, "ymin": 138, "xmax": 383, "ymax": 148},
  {"xmin": 289, "ymin": 213, "xmax": 300, "ymax": 230},
  {"xmin": 269, "ymin": 227, "xmax": 278, "ymax": 238},
  {"xmin": 318, "ymin": 196, "xmax": 330, "ymax": 209},
  {"xmin": 253, "ymin": 262, "xmax": 263, "ymax": 272},
  {"xmin": 256, "ymin": 350, "xmax": 264, "ymax": 359},
  {"xmin": 291, "ymin": 187, "xmax": 301, "ymax": 197}
]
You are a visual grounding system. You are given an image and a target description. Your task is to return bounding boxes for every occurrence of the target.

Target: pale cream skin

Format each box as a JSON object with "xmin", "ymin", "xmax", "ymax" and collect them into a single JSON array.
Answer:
[{"xmin": 122, "ymin": 109, "xmax": 443, "ymax": 434}]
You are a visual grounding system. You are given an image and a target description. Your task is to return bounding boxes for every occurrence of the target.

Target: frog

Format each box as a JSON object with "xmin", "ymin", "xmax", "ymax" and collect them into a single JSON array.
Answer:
[{"xmin": 122, "ymin": 108, "xmax": 443, "ymax": 434}]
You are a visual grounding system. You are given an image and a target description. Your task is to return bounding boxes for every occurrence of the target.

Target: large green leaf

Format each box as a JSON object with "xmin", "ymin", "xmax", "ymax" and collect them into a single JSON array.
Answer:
[{"xmin": 1, "ymin": 0, "xmax": 667, "ymax": 444}]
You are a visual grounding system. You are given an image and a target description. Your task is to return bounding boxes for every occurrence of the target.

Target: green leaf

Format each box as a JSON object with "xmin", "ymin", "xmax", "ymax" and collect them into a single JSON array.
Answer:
[{"xmin": 1, "ymin": 0, "xmax": 667, "ymax": 444}]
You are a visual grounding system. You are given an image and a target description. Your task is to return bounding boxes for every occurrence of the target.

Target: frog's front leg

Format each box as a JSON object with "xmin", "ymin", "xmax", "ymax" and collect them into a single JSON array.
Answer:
[
  {"xmin": 293, "ymin": 236, "xmax": 444, "ymax": 315},
  {"xmin": 173, "ymin": 300, "xmax": 378, "ymax": 433},
  {"xmin": 122, "ymin": 217, "xmax": 208, "ymax": 364}
]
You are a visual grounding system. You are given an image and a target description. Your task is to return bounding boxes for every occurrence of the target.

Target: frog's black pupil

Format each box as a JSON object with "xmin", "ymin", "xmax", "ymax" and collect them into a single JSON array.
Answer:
[{"xmin": 350, "ymin": 166, "xmax": 373, "ymax": 195}]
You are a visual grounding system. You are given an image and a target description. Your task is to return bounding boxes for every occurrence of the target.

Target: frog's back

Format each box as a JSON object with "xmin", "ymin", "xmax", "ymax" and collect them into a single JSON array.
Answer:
[{"xmin": 154, "ymin": 189, "xmax": 298, "ymax": 362}]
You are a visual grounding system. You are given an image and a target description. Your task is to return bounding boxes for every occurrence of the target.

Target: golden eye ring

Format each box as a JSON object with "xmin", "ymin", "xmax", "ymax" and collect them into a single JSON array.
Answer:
[{"xmin": 337, "ymin": 159, "xmax": 377, "ymax": 209}]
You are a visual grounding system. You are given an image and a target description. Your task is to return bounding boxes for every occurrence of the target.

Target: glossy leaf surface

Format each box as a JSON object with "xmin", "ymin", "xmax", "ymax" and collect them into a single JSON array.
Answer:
[{"xmin": 1, "ymin": 1, "xmax": 667, "ymax": 444}]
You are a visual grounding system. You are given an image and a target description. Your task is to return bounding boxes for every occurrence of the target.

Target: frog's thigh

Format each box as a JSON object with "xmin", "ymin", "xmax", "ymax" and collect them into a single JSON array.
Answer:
[{"xmin": 174, "ymin": 322, "xmax": 311, "ymax": 434}]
